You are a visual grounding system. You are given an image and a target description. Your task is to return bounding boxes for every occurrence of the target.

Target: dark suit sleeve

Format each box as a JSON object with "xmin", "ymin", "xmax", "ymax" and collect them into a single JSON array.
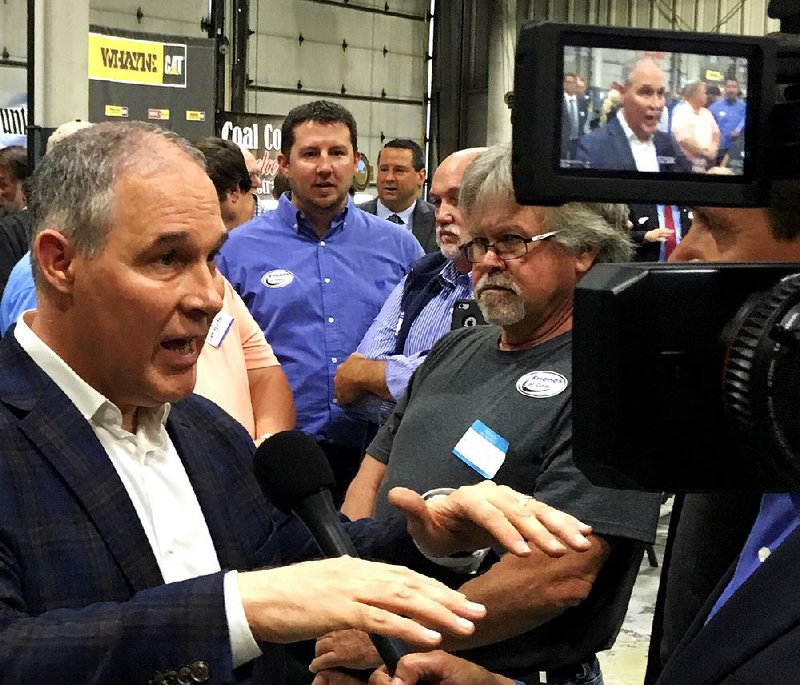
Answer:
[{"xmin": 0, "ymin": 566, "xmax": 236, "ymax": 685}]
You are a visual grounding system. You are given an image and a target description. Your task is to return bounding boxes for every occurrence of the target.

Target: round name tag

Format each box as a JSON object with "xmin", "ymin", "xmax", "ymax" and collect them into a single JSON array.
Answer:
[
  {"xmin": 261, "ymin": 269, "xmax": 294, "ymax": 288},
  {"xmin": 516, "ymin": 370, "xmax": 569, "ymax": 398}
]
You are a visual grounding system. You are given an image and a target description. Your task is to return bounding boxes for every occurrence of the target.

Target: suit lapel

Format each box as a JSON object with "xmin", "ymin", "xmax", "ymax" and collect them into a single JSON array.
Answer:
[
  {"xmin": 167, "ymin": 405, "xmax": 252, "ymax": 571},
  {"xmin": 607, "ymin": 118, "xmax": 638, "ymax": 170},
  {"xmin": 16, "ymin": 378, "xmax": 164, "ymax": 592},
  {"xmin": 659, "ymin": 527, "xmax": 800, "ymax": 684},
  {"xmin": 411, "ymin": 199, "xmax": 436, "ymax": 252}
]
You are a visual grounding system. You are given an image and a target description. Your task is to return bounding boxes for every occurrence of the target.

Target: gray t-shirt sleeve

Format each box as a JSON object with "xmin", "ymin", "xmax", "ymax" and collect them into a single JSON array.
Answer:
[{"xmin": 533, "ymin": 402, "xmax": 660, "ymax": 544}]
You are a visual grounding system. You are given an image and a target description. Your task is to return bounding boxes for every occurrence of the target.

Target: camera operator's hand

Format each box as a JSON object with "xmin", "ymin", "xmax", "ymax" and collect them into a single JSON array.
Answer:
[{"xmin": 644, "ymin": 227, "xmax": 674, "ymax": 243}]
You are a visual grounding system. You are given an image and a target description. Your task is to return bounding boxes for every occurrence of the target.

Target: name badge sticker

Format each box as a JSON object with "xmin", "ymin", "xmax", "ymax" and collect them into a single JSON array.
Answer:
[
  {"xmin": 205, "ymin": 310, "xmax": 234, "ymax": 348},
  {"xmin": 261, "ymin": 269, "xmax": 294, "ymax": 288},
  {"xmin": 516, "ymin": 370, "xmax": 568, "ymax": 398},
  {"xmin": 452, "ymin": 420, "xmax": 509, "ymax": 479}
]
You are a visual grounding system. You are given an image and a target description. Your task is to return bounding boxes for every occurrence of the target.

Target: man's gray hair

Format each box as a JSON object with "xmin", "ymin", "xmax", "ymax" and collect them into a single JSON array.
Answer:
[
  {"xmin": 29, "ymin": 121, "xmax": 206, "ymax": 283},
  {"xmin": 459, "ymin": 143, "xmax": 634, "ymax": 263}
]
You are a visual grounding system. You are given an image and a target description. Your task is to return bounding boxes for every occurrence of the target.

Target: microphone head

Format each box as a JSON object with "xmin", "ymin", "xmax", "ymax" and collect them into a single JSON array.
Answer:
[{"xmin": 253, "ymin": 430, "xmax": 336, "ymax": 513}]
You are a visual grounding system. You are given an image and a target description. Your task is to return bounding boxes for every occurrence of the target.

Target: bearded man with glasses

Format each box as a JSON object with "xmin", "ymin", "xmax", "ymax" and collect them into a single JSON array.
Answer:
[{"xmin": 311, "ymin": 144, "xmax": 660, "ymax": 685}]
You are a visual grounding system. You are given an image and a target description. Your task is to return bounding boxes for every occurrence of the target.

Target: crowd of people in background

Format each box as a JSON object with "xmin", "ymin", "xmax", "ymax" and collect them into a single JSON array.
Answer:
[{"xmin": 0, "ymin": 75, "xmax": 795, "ymax": 685}]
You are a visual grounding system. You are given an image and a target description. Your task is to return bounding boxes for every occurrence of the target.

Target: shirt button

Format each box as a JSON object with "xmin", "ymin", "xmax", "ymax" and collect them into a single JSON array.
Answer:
[
  {"xmin": 328, "ymin": 317, "xmax": 335, "ymax": 323},
  {"xmin": 320, "ymin": 240, "xmax": 326, "ymax": 246},
  {"xmin": 331, "ymin": 357, "xmax": 338, "ymax": 363},
  {"xmin": 189, "ymin": 661, "xmax": 210, "ymax": 682},
  {"xmin": 324, "ymin": 277, "xmax": 331, "ymax": 284},
  {"xmin": 758, "ymin": 546, "xmax": 771, "ymax": 563}
]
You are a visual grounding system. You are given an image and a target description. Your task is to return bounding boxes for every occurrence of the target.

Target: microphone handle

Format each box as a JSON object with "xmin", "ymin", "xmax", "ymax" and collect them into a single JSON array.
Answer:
[{"xmin": 292, "ymin": 494, "xmax": 428, "ymax": 679}]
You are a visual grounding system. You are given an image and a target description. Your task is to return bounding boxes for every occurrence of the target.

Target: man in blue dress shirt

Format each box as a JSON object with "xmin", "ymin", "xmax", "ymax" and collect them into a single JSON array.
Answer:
[
  {"xmin": 709, "ymin": 77, "xmax": 747, "ymax": 165},
  {"xmin": 217, "ymin": 101, "xmax": 423, "ymax": 500}
]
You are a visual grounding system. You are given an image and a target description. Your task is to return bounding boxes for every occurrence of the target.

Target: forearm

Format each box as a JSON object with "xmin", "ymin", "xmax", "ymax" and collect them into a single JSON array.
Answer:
[
  {"xmin": 0, "ymin": 572, "xmax": 234, "ymax": 685},
  {"xmin": 249, "ymin": 366, "xmax": 296, "ymax": 437},
  {"xmin": 341, "ymin": 455, "xmax": 387, "ymax": 519},
  {"xmin": 353, "ymin": 358, "xmax": 392, "ymax": 400},
  {"xmin": 441, "ymin": 535, "xmax": 610, "ymax": 651}
]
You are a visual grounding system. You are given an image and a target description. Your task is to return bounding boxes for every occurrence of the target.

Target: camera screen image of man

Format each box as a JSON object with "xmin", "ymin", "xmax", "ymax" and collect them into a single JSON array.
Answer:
[
  {"xmin": 315, "ymin": 144, "xmax": 660, "ymax": 685},
  {"xmin": 575, "ymin": 57, "xmax": 692, "ymax": 262},
  {"xmin": 0, "ymin": 121, "xmax": 577, "ymax": 685}
]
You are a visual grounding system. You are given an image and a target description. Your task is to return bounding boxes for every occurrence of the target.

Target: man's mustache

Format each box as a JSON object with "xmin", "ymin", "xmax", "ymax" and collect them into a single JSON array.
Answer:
[{"xmin": 474, "ymin": 274, "xmax": 521, "ymax": 298}]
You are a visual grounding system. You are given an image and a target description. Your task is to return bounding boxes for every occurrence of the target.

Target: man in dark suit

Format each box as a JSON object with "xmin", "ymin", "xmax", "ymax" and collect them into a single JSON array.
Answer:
[
  {"xmin": 0, "ymin": 121, "xmax": 589, "ymax": 684},
  {"xmin": 576, "ymin": 57, "xmax": 692, "ymax": 261},
  {"xmin": 575, "ymin": 77, "xmax": 591, "ymax": 134},
  {"xmin": 359, "ymin": 139, "xmax": 437, "ymax": 253},
  {"xmin": 560, "ymin": 73, "xmax": 585, "ymax": 162}
]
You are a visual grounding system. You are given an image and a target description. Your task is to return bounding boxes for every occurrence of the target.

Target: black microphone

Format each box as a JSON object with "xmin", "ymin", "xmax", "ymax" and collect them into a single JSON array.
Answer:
[{"xmin": 253, "ymin": 430, "xmax": 413, "ymax": 676}]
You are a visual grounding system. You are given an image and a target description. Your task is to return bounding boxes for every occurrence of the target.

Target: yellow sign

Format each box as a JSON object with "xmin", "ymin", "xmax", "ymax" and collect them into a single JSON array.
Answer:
[
  {"xmin": 147, "ymin": 108, "xmax": 170, "ymax": 120},
  {"xmin": 88, "ymin": 32, "xmax": 187, "ymax": 88},
  {"xmin": 186, "ymin": 110, "xmax": 206, "ymax": 122},
  {"xmin": 705, "ymin": 69, "xmax": 723, "ymax": 81},
  {"xmin": 104, "ymin": 105, "xmax": 129, "ymax": 118}
]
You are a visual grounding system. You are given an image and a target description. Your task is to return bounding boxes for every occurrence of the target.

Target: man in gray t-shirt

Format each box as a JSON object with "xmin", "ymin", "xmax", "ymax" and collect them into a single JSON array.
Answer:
[{"xmin": 320, "ymin": 144, "xmax": 660, "ymax": 685}]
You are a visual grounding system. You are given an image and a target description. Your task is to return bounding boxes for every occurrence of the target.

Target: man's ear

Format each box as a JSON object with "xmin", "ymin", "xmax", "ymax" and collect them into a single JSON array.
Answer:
[
  {"xmin": 575, "ymin": 246, "xmax": 599, "ymax": 277},
  {"xmin": 34, "ymin": 229, "xmax": 78, "ymax": 294},
  {"xmin": 278, "ymin": 152, "xmax": 289, "ymax": 176},
  {"xmin": 227, "ymin": 186, "xmax": 243, "ymax": 205}
]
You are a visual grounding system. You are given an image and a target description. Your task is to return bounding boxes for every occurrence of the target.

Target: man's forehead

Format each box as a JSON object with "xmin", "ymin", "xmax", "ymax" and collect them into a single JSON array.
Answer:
[
  {"xmin": 471, "ymin": 203, "xmax": 544, "ymax": 234},
  {"xmin": 292, "ymin": 120, "xmax": 352, "ymax": 146}
]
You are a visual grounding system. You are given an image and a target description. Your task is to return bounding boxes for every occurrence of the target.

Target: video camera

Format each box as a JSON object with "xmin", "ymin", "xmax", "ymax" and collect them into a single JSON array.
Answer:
[{"xmin": 510, "ymin": 1, "xmax": 800, "ymax": 492}]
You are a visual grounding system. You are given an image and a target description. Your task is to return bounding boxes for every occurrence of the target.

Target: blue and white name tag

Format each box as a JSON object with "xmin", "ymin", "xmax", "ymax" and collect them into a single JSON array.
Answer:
[
  {"xmin": 452, "ymin": 420, "xmax": 509, "ymax": 479},
  {"xmin": 205, "ymin": 310, "xmax": 234, "ymax": 349}
]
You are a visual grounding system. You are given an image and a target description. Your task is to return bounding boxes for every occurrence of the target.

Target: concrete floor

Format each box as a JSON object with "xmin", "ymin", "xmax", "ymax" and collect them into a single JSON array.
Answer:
[{"xmin": 597, "ymin": 499, "xmax": 672, "ymax": 685}]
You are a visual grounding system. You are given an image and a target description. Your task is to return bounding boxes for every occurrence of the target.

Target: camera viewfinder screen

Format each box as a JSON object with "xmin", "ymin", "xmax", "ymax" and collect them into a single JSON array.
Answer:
[{"xmin": 561, "ymin": 46, "xmax": 749, "ymax": 177}]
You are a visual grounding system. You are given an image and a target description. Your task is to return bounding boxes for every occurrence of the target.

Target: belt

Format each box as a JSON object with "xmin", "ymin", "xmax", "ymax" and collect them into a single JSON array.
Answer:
[{"xmin": 535, "ymin": 657, "xmax": 598, "ymax": 684}]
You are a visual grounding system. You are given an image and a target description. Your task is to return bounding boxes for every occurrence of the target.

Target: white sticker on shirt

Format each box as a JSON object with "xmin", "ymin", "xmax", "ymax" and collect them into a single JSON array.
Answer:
[
  {"xmin": 452, "ymin": 420, "xmax": 509, "ymax": 479},
  {"xmin": 205, "ymin": 311, "xmax": 234, "ymax": 349},
  {"xmin": 261, "ymin": 269, "xmax": 294, "ymax": 288},
  {"xmin": 516, "ymin": 370, "xmax": 568, "ymax": 398}
]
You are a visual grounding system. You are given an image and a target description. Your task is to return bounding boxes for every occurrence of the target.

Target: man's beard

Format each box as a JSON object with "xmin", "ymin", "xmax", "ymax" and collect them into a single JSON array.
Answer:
[
  {"xmin": 473, "ymin": 273, "xmax": 526, "ymax": 326},
  {"xmin": 436, "ymin": 225, "xmax": 461, "ymax": 260}
]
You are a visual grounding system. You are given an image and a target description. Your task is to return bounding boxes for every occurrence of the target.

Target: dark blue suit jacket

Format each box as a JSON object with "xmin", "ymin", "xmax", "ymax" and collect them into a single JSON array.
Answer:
[
  {"xmin": 0, "ymin": 334, "xmax": 416, "ymax": 684},
  {"xmin": 656, "ymin": 525, "xmax": 800, "ymax": 684},
  {"xmin": 359, "ymin": 197, "xmax": 438, "ymax": 254},
  {"xmin": 576, "ymin": 116, "xmax": 692, "ymax": 261},
  {"xmin": 575, "ymin": 115, "xmax": 690, "ymax": 174}
]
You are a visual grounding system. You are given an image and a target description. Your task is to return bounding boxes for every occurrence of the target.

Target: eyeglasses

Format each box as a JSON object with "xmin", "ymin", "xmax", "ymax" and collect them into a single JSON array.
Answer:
[{"xmin": 460, "ymin": 231, "xmax": 560, "ymax": 263}]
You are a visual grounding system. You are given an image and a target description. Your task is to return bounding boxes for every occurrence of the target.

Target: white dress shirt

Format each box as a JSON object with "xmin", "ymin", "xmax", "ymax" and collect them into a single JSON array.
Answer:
[
  {"xmin": 14, "ymin": 312, "xmax": 261, "ymax": 667},
  {"xmin": 618, "ymin": 111, "xmax": 660, "ymax": 172},
  {"xmin": 376, "ymin": 197, "xmax": 416, "ymax": 233}
]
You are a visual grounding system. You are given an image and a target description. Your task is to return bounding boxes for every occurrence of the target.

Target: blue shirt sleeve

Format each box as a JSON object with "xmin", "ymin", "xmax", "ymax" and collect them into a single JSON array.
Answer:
[{"xmin": 0, "ymin": 253, "xmax": 37, "ymax": 336}]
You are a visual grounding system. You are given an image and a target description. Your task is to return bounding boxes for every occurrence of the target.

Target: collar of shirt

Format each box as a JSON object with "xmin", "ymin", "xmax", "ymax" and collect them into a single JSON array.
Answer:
[
  {"xmin": 14, "ymin": 312, "xmax": 170, "ymax": 440},
  {"xmin": 618, "ymin": 111, "xmax": 659, "ymax": 172},
  {"xmin": 706, "ymin": 492, "xmax": 800, "ymax": 623},
  {"xmin": 438, "ymin": 259, "xmax": 471, "ymax": 289},
  {"xmin": 275, "ymin": 191, "xmax": 351, "ymax": 240},
  {"xmin": 253, "ymin": 195, "xmax": 270, "ymax": 218},
  {"xmin": 376, "ymin": 198, "xmax": 415, "ymax": 227}
]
